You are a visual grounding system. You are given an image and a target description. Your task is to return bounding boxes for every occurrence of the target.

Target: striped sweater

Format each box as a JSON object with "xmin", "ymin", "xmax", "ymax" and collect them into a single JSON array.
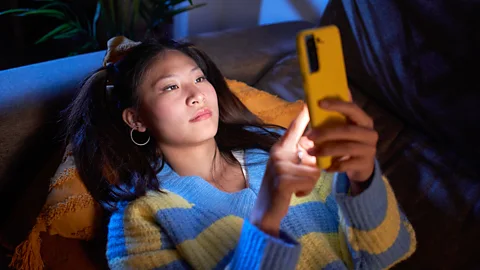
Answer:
[{"xmin": 107, "ymin": 135, "xmax": 416, "ymax": 269}]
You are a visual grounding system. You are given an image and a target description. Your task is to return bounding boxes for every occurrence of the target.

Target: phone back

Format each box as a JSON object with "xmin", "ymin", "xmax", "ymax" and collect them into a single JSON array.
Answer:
[{"xmin": 296, "ymin": 25, "xmax": 350, "ymax": 168}]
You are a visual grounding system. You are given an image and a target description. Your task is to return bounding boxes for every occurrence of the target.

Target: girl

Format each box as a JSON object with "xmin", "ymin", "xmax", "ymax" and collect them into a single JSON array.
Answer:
[{"xmin": 66, "ymin": 37, "xmax": 415, "ymax": 269}]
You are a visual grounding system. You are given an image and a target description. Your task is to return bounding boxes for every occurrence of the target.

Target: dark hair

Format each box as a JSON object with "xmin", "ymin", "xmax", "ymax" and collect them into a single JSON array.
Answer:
[{"xmin": 64, "ymin": 38, "xmax": 282, "ymax": 211}]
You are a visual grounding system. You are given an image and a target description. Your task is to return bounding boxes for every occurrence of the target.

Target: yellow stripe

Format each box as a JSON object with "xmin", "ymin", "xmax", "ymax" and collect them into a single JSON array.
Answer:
[
  {"xmin": 346, "ymin": 176, "xmax": 401, "ymax": 254},
  {"xmin": 178, "ymin": 216, "xmax": 244, "ymax": 270},
  {"xmin": 123, "ymin": 199, "xmax": 162, "ymax": 254},
  {"xmin": 120, "ymin": 193, "xmax": 193, "ymax": 268},
  {"xmin": 145, "ymin": 190, "xmax": 195, "ymax": 210},
  {"xmin": 296, "ymin": 232, "xmax": 341, "ymax": 269},
  {"xmin": 290, "ymin": 172, "xmax": 334, "ymax": 206}
]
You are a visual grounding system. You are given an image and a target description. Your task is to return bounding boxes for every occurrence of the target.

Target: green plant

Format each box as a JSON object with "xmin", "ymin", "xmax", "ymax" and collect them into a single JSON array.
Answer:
[{"xmin": 0, "ymin": 0, "xmax": 205, "ymax": 55}]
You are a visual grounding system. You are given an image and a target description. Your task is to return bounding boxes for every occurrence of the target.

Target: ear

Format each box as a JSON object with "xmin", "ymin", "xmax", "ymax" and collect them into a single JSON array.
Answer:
[{"xmin": 122, "ymin": 108, "xmax": 147, "ymax": 132}]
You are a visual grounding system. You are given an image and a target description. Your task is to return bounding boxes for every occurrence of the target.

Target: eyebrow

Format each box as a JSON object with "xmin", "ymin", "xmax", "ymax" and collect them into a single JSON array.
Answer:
[{"xmin": 150, "ymin": 66, "xmax": 201, "ymax": 88}]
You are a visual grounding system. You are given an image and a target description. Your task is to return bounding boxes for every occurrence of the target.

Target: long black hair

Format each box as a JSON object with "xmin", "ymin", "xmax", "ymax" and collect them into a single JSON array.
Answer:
[{"xmin": 64, "ymin": 38, "xmax": 282, "ymax": 211}]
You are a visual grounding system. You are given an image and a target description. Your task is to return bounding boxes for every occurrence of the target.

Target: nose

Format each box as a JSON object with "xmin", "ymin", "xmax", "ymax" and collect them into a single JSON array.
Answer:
[{"xmin": 186, "ymin": 85, "xmax": 205, "ymax": 106}]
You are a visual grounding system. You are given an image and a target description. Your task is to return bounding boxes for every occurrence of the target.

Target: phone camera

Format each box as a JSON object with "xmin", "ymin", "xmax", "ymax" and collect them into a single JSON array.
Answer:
[{"xmin": 305, "ymin": 35, "xmax": 319, "ymax": 73}]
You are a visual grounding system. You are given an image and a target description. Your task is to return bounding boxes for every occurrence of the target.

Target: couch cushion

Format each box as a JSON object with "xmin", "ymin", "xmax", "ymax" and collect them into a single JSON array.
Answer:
[
  {"xmin": 0, "ymin": 21, "xmax": 315, "ymax": 252},
  {"xmin": 186, "ymin": 21, "xmax": 314, "ymax": 86},
  {"xmin": 7, "ymin": 78, "xmax": 304, "ymax": 270},
  {"xmin": 254, "ymin": 52, "xmax": 304, "ymax": 102}
]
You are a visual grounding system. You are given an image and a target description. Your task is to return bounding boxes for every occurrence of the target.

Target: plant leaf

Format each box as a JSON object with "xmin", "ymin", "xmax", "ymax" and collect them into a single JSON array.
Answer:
[
  {"xmin": 166, "ymin": 0, "xmax": 191, "ymax": 7},
  {"xmin": 93, "ymin": 0, "xmax": 102, "ymax": 39},
  {"xmin": 75, "ymin": 40, "xmax": 98, "ymax": 55},
  {"xmin": 39, "ymin": 1, "xmax": 69, "ymax": 10},
  {"xmin": 52, "ymin": 28, "xmax": 82, "ymax": 39},
  {"xmin": 139, "ymin": 1, "xmax": 150, "ymax": 21},
  {"xmin": 35, "ymin": 23, "xmax": 72, "ymax": 44},
  {"xmin": 19, "ymin": 9, "xmax": 66, "ymax": 20},
  {"xmin": 165, "ymin": 3, "xmax": 206, "ymax": 17},
  {"xmin": 129, "ymin": 0, "xmax": 141, "ymax": 38},
  {"xmin": 0, "ymin": 8, "xmax": 33, "ymax": 16}
]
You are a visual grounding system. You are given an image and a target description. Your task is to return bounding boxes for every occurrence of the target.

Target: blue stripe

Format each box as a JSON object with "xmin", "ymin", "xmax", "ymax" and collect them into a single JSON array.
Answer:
[
  {"xmin": 155, "ymin": 207, "xmax": 228, "ymax": 242},
  {"xmin": 334, "ymin": 164, "xmax": 388, "ymax": 230},
  {"xmin": 325, "ymin": 193, "xmax": 340, "ymax": 219},
  {"xmin": 106, "ymin": 201, "xmax": 129, "ymax": 261},
  {"xmin": 159, "ymin": 229, "xmax": 175, "ymax": 250},
  {"xmin": 355, "ymin": 219, "xmax": 413, "ymax": 269},
  {"xmin": 282, "ymin": 201, "xmax": 340, "ymax": 239},
  {"xmin": 323, "ymin": 260, "xmax": 349, "ymax": 270},
  {"xmin": 214, "ymin": 249, "xmax": 234, "ymax": 270}
]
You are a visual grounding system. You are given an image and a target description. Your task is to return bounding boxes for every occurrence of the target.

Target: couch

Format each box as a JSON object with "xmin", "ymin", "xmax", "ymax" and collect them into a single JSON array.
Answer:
[{"xmin": 1, "ymin": 1, "xmax": 479, "ymax": 269}]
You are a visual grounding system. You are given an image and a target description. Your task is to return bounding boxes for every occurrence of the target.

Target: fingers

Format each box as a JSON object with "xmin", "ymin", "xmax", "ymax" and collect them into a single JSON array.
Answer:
[
  {"xmin": 325, "ymin": 156, "xmax": 375, "ymax": 182},
  {"xmin": 297, "ymin": 136, "xmax": 317, "ymax": 166},
  {"xmin": 319, "ymin": 99, "xmax": 373, "ymax": 128},
  {"xmin": 273, "ymin": 160, "xmax": 321, "ymax": 179},
  {"xmin": 281, "ymin": 104, "xmax": 310, "ymax": 149},
  {"xmin": 274, "ymin": 174, "xmax": 318, "ymax": 198},
  {"xmin": 271, "ymin": 142, "xmax": 317, "ymax": 168},
  {"xmin": 307, "ymin": 141, "xmax": 376, "ymax": 157},
  {"xmin": 307, "ymin": 125, "xmax": 378, "ymax": 146}
]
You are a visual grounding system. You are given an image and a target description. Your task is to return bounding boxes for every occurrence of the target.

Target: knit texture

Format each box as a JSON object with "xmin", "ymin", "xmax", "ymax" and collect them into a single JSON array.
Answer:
[{"xmin": 106, "ymin": 131, "xmax": 416, "ymax": 270}]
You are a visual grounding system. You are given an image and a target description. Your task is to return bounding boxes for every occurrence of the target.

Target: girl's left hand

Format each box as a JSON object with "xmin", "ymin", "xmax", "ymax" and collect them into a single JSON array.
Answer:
[{"xmin": 301, "ymin": 99, "xmax": 378, "ymax": 195}]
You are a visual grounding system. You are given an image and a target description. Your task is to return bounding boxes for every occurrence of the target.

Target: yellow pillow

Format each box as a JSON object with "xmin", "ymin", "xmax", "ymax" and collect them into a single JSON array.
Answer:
[{"xmin": 10, "ymin": 79, "xmax": 304, "ymax": 269}]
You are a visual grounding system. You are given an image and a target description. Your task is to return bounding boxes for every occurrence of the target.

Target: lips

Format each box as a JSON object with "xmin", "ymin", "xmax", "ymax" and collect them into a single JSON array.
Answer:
[{"xmin": 190, "ymin": 107, "xmax": 212, "ymax": 122}]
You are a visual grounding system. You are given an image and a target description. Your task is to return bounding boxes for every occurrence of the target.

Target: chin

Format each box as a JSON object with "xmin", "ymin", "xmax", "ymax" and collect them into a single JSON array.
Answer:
[{"xmin": 188, "ymin": 120, "xmax": 218, "ymax": 144}]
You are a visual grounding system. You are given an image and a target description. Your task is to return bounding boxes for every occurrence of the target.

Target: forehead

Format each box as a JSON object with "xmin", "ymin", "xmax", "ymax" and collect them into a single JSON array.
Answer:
[{"xmin": 149, "ymin": 49, "xmax": 197, "ymax": 73}]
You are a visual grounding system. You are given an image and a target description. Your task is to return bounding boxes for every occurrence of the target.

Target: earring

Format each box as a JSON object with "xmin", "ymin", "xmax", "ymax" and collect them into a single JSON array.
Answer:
[{"xmin": 130, "ymin": 128, "xmax": 150, "ymax": 146}]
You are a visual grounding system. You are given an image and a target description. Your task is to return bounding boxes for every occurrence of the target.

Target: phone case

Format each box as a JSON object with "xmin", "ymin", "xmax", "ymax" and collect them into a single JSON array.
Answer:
[{"xmin": 296, "ymin": 25, "xmax": 351, "ymax": 169}]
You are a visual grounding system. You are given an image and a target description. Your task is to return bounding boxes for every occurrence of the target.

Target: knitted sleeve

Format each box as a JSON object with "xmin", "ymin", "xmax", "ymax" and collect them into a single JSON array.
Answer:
[
  {"xmin": 332, "ymin": 161, "xmax": 417, "ymax": 269},
  {"xmin": 106, "ymin": 200, "xmax": 188, "ymax": 270},
  {"xmin": 106, "ymin": 196, "xmax": 301, "ymax": 270}
]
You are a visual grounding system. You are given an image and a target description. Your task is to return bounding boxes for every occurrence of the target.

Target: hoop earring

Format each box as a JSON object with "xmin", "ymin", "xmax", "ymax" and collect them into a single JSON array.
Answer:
[{"xmin": 130, "ymin": 128, "xmax": 150, "ymax": 146}]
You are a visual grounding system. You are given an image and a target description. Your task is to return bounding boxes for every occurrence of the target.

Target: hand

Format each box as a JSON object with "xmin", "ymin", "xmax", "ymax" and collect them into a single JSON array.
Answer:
[
  {"xmin": 306, "ymin": 99, "xmax": 378, "ymax": 195},
  {"xmin": 251, "ymin": 105, "xmax": 321, "ymax": 237}
]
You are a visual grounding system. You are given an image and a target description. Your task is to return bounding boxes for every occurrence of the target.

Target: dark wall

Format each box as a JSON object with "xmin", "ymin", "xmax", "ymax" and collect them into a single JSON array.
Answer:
[{"xmin": 0, "ymin": 0, "xmax": 96, "ymax": 71}]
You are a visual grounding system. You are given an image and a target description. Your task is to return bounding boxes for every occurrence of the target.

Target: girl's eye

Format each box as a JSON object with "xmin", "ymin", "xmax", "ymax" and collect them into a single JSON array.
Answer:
[
  {"xmin": 163, "ymin": 85, "xmax": 179, "ymax": 91},
  {"xmin": 195, "ymin": 76, "xmax": 206, "ymax": 83}
]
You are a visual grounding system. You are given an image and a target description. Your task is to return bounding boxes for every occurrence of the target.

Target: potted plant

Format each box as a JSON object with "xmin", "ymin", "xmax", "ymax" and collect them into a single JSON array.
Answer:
[{"xmin": 0, "ymin": 0, "xmax": 206, "ymax": 55}]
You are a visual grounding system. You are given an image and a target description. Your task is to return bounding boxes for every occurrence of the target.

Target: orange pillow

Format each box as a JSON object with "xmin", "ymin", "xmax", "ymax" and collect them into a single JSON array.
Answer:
[
  {"xmin": 10, "ymin": 79, "xmax": 304, "ymax": 269},
  {"xmin": 227, "ymin": 79, "xmax": 304, "ymax": 128}
]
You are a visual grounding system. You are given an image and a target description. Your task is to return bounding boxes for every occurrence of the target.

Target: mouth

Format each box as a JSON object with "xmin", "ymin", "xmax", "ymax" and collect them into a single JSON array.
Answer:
[{"xmin": 190, "ymin": 107, "xmax": 212, "ymax": 122}]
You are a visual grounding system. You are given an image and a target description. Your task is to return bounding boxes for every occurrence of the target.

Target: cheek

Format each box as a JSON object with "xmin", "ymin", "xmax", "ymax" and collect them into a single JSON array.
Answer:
[
  {"xmin": 143, "ymin": 97, "xmax": 183, "ymax": 134},
  {"xmin": 205, "ymin": 84, "xmax": 218, "ymax": 108}
]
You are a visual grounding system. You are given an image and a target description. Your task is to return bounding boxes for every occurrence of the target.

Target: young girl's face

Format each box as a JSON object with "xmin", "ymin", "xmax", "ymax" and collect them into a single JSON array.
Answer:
[{"xmin": 136, "ymin": 50, "xmax": 219, "ymax": 147}]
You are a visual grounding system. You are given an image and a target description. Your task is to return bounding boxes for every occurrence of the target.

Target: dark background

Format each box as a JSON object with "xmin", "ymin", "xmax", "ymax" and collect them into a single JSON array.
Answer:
[{"xmin": 0, "ymin": 0, "xmax": 98, "ymax": 70}]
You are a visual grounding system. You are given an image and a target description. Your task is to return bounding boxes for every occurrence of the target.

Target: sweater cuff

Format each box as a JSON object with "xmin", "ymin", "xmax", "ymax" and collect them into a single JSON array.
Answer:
[
  {"xmin": 230, "ymin": 219, "xmax": 301, "ymax": 269},
  {"xmin": 333, "ymin": 160, "xmax": 388, "ymax": 230}
]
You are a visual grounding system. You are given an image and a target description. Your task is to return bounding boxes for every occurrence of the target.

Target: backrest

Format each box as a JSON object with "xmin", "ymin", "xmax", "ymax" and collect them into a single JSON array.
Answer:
[{"xmin": 0, "ymin": 20, "xmax": 313, "ymax": 246}]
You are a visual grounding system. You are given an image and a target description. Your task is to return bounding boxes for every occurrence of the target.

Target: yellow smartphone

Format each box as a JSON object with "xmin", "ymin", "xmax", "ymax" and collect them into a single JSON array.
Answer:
[{"xmin": 296, "ymin": 25, "xmax": 351, "ymax": 169}]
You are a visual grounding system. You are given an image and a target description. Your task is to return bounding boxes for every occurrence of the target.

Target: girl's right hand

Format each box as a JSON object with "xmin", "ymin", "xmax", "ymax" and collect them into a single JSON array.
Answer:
[{"xmin": 250, "ymin": 105, "xmax": 321, "ymax": 237}]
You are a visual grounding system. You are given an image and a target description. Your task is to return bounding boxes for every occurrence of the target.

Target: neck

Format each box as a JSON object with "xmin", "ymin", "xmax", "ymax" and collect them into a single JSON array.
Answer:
[{"xmin": 160, "ymin": 138, "xmax": 220, "ymax": 181}]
